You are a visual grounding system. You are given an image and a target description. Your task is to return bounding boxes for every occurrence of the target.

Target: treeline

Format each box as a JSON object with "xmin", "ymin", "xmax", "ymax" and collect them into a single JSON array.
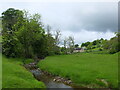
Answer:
[
  {"xmin": 2, "ymin": 8, "xmax": 61, "ymax": 60},
  {"xmin": 81, "ymin": 33, "xmax": 120, "ymax": 54},
  {"xmin": 81, "ymin": 38, "xmax": 107, "ymax": 51},
  {"xmin": 103, "ymin": 32, "xmax": 120, "ymax": 54}
]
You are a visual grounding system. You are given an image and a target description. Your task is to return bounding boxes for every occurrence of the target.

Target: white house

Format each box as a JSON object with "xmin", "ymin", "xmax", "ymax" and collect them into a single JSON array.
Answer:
[{"xmin": 73, "ymin": 47, "xmax": 85, "ymax": 53}]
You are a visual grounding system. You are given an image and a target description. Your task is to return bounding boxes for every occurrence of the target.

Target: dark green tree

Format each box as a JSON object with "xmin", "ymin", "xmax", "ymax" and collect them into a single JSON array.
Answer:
[
  {"xmin": 2, "ymin": 8, "xmax": 24, "ymax": 57},
  {"xmin": 103, "ymin": 32, "xmax": 120, "ymax": 54},
  {"xmin": 81, "ymin": 41, "xmax": 90, "ymax": 47},
  {"xmin": 75, "ymin": 44, "xmax": 79, "ymax": 48},
  {"xmin": 14, "ymin": 12, "xmax": 46, "ymax": 59}
]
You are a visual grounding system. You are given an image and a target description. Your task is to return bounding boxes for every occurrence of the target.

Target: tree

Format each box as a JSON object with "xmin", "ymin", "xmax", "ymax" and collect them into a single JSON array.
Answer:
[
  {"xmin": 46, "ymin": 25, "xmax": 51, "ymax": 37},
  {"xmin": 2, "ymin": 8, "xmax": 24, "ymax": 57},
  {"xmin": 63, "ymin": 38, "xmax": 67, "ymax": 54},
  {"xmin": 92, "ymin": 40, "xmax": 97, "ymax": 45},
  {"xmin": 87, "ymin": 43, "xmax": 93, "ymax": 50},
  {"xmin": 75, "ymin": 44, "xmax": 79, "ymax": 48},
  {"xmin": 81, "ymin": 41, "xmax": 90, "ymax": 47},
  {"xmin": 103, "ymin": 32, "xmax": 120, "ymax": 54},
  {"xmin": 54, "ymin": 30, "xmax": 61, "ymax": 46},
  {"xmin": 68, "ymin": 36, "xmax": 75, "ymax": 53},
  {"xmin": 0, "ymin": 17, "xmax": 2, "ymax": 33},
  {"xmin": 14, "ymin": 12, "xmax": 46, "ymax": 59},
  {"xmin": 2, "ymin": 8, "xmax": 24, "ymax": 35},
  {"xmin": 2, "ymin": 8, "xmax": 48, "ymax": 59},
  {"xmin": 45, "ymin": 25, "xmax": 57, "ymax": 55}
]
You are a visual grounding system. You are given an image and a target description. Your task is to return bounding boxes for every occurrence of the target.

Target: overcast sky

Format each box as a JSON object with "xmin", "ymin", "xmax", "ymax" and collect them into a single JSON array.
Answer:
[{"xmin": 0, "ymin": 0, "xmax": 118, "ymax": 45}]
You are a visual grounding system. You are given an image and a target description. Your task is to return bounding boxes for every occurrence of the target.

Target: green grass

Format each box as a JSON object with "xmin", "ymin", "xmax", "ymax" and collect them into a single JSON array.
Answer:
[
  {"xmin": 0, "ymin": 53, "xmax": 2, "ymax": 89},
  {"xmin": 2, "ymin": 55, "xmax": 45, "ymax": 88},
  {"xmin": 90, "ymin": 50, "xmax": 109, "ymax": 54},
  {"xmin": 24, "ymin": 58, "xmax": 34, "ymax": 64},
  {"xmin": 38, "ymin": 52, "xmax": 118, "ymax": 88},
  {"xmin": 0, "ymin": 35, "xmax": 2, "ymax": 42}
]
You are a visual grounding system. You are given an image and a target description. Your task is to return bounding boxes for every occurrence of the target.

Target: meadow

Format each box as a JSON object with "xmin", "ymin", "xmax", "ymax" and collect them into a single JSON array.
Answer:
[
  {"xmin": 2, "ymin": 55, "xmax": 45, "ymax": 88},
  {"xmin": 0, "ymin": 54, "xmax": 2, "ymax": 89},
  {"xmin": 38, "ymin": 52, "xmax": 118, "ymax": 88},
  {"xmin": 0, "ymin": 36, "xmax": 2, "ymax": 89},
  {"xmin": 0, "ymin": 35, "xmax": 1, "ymax": 46}
]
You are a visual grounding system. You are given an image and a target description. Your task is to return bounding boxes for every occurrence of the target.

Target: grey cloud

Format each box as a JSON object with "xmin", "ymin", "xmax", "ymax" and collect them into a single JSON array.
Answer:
[
  {"xmin": 63, "ymin": 2, "xmax": 118, "ymax": 32},
  {"xmin": 37, "ymin": 2, "xmax": 117, "ymax": 33},
  {"xmin": 1, "ymin": 2, "xmax": 117, "ymax": 32},
  {"xmin": 0, "ymin": 2, "xmax": 117, "ymax": 33}
]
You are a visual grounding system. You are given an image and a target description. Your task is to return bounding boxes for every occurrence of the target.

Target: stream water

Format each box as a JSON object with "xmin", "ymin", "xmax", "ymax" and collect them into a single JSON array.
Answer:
[
  {"xmin": 30, "ymin": 69, "xmax": 73, "ymax": 88},
  {"xmin": 24, "ymin": 62, "xmax": 92, "ymax": 89}
]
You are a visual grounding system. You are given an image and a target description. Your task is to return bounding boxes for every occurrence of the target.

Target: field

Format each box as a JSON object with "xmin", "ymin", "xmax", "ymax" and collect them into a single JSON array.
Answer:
[
  {"xmin": 0, "ymin": 54, "xmax": 1, "ymax": 89},
  {"xmin": 0, "ymin": 35, "xmax": 2, "ymax": 89},
  {"xmin": 2, "ymin": 55, "xmax": 45, "ymax": 88},
  {"xmin": 0, "ymin": 36, "xmax": 2, "ymax": 42},
  {"xmin": 38, "ymin": 52, "xmax": 118, "ymax": 88}
]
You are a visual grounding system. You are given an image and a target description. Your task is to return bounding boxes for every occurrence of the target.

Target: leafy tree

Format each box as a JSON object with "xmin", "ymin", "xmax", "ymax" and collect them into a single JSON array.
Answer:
[
  {"xmin": 2, "ymin": 8, "xmax": 24, "ymax": 57},
  {"xmin": 54, "ymin": 30, "xmax": 61, "ymax": 54},
  {"xmin": 75, "ymin": 44, "xmax": 79, "ymax": 48},
  {"xmin": 92, "ymin": 40, "xmax": 97, "ymax": 45},
  {"xmin": 46, "ymin": 25, "xmax": 51, "ymax": 37},
  {"xmin": 68, "ymin": 36, "xmax": 75, "ymax": 53},
  {"xmin": 54, "ymin": 30, "xmax": 61, "ymax": 46},
  {"xmin": 81, "ymin": 41, "xmax": 90, "ymax": 47},
  {"xmin": 2, "ymin": 8, "xmax": 48, "ymax": 59},
  {"xmin": 103, "ymin": 32, "xmax": 120, "ymax": 54},
  {"xmin": 63, "ymin": 38, "xmax": 67, "ymax": 54},
  {"xmin": 2, "ymin": 8, "xmax": 24, "ymax": 35},
  {"xmin": 45, "ymin": 25, "xmax": 61, "ymax": 55},
  {"xmin": 87, "ymin": 43, "xmax": 92, "ymax": 50},
  {"xmin": 100, "ymin": 38, "xmax": 104, "ymax": 41},
  {"xmin": 14, "ymin": 12, "xmax": 46, "ymax": 59}
]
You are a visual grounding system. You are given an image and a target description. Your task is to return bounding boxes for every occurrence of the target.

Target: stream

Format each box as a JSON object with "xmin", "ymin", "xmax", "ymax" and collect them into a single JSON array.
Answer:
[
  {"xmin": 24, "ymin": 62, "xmax": 92, "ymax": 89},
  {"xmin": 30, "ymin": 69, "xmax": 72, "ymax": 88}
]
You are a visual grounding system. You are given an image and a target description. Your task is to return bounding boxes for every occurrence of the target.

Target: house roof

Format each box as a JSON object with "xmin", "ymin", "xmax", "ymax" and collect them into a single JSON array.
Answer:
[{"xmin": 75, "ymin": 48, "xmax": 82, "ymax": 50}]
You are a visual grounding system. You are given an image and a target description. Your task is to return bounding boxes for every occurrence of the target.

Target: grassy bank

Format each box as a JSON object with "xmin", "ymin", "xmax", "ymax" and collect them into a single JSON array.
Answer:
[
  {"xmin": 2, "ymin": 55, "xmax": 45, "ymax": 88},
  {"xmin": 0, "ymin": 54, "xmax": 2, "ymax": 89},
  {"xmin": 0, "ymin": 35, "xmax": 2, "ymax": 42},
  {"xmin": 38, "ymin": 52, "xmax": 118, "ymax": 88}
]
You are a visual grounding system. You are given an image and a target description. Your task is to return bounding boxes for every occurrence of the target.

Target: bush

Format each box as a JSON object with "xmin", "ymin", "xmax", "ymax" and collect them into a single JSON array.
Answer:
[
  {"xmin": 99, "ymin": 48, "xmax": 103, "ymax": 51},
  {"xmin": 103, "ymin": 33, "xmax": 120, "ymax": 54}
]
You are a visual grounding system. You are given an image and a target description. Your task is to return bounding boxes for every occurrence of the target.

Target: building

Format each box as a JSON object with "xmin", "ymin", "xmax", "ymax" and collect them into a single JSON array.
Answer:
[{"xmin": 73, "ymin": 48, "xmax": 85, "ymax": 53}]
